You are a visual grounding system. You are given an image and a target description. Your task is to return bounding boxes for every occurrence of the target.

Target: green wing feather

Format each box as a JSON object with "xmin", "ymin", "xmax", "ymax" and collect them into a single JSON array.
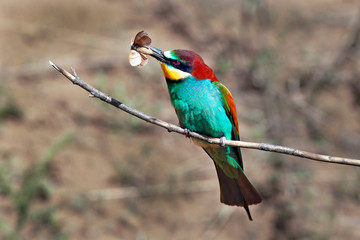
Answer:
[{"xmin": 212, "ymin": 81, "xmax": 243, "ymax": 169}]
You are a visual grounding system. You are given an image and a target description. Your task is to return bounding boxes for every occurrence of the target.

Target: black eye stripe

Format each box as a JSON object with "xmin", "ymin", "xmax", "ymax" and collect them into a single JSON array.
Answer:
[{"xmin": 166, "ymin": 58, "xmax": 193, "ymax": 73}]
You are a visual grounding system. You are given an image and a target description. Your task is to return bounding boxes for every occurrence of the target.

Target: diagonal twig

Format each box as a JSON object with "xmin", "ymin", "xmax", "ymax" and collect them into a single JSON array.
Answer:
[{"xmin": 49, "ymin": 60, "xmax": 360, "ymax": 167}]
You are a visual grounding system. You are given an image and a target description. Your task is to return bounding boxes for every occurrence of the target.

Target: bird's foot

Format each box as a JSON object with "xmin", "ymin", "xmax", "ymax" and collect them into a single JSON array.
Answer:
[
  {"xmin": 184, "ymin": 128, "xmax": 191, "ymax": 138},
  {"xmin": 219, "ymin": 136, "xmax": 226, "ymax": 147}
]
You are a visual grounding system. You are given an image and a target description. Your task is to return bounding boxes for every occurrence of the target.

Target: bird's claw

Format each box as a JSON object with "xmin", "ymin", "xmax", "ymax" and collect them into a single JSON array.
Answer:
[
  {"xmin": 184, "ymin": 128, "xmax": 191, "ymax": 138},
  {"xmin": 219, "ymin": 136, "xmax": 226, "ymax": 147}
]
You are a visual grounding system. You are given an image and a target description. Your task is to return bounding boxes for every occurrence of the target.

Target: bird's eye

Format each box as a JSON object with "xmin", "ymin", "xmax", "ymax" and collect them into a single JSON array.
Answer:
[{"xmin": 173, "ymin": 60, "xmax": 180, "ymax": 65}]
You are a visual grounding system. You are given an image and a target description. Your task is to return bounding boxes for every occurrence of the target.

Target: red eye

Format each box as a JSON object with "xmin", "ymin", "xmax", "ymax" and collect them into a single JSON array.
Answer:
[{"xmin": 173, "ymin": 60, "xmax": 180, "ymax": 65}]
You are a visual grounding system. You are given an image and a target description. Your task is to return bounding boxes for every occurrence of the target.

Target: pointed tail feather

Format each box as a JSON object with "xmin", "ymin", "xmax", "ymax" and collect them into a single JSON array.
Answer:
[{"xmin": 214, "ymin": 164, "xmax": 262, "ymax": 221}]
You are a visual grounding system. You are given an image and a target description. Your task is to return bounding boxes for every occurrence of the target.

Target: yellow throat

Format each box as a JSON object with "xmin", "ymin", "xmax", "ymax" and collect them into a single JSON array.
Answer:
[{"xmin": 160, "ymin": 62, "xmax": 190, "ymax": 81}]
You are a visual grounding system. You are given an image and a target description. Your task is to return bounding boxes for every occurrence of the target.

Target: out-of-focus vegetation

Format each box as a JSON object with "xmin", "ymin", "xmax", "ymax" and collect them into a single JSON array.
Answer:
[
  {"xmin": 1, "ymin": 0, "xmax": 359, "ymax": 239},
  {"xmin": 0, "ymin": 134, "xmax": 73, "ymax": 240}
]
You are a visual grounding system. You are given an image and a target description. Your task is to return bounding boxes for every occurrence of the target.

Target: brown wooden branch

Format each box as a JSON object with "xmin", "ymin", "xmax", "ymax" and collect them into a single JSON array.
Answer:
[{"xmin": 49, "ymin": 60, "xmax": 360, "ymax": 167}]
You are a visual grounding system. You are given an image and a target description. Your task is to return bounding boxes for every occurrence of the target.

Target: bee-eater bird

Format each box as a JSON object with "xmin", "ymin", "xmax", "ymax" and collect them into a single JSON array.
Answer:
[{"xmin": 143, "ymin": 46, "xmax": 262, "ymax": 220}]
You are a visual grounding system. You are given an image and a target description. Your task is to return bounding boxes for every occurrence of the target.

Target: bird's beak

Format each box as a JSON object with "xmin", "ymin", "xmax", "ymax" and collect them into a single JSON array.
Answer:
[
  {"xmin": 147, "ymin": 46, "xmax": 167, "ymax": 63},
  {"xmin": 132, "ymin": 45, "xmax": 167, "ymax": 64}
]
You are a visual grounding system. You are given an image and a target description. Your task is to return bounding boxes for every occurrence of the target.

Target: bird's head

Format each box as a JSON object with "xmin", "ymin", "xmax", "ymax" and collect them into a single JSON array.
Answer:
[{"xmin": 148, "ymin": 47, "xmax": 219, "ymax": 82}]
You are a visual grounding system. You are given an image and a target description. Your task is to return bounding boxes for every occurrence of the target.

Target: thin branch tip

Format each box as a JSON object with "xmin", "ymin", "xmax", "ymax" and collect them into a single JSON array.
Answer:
[{"xmin": 49, "ymin": 60, "xmax": 60, "ymax": 71}]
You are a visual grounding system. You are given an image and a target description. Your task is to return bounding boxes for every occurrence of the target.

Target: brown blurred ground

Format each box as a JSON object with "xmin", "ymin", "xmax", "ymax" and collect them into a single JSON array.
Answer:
[{"xmin": 1, "ymin": 0, "xmax": 360, "ymax": 239}]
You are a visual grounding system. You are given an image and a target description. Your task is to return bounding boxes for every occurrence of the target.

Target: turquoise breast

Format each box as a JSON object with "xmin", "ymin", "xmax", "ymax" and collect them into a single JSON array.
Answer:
[{"xmin": 166, "ymin": 77, "xmax": 232, "ymax": 139}]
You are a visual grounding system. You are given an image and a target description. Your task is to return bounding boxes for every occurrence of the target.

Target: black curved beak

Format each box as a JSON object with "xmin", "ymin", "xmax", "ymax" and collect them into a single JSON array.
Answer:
[
  {"xmin": 131, "ymin": 44, "xmax": 168, "ymax": 64},
  {"xmin": 147, "ymin": 46, "xmax": 167, "ymax": 63}
]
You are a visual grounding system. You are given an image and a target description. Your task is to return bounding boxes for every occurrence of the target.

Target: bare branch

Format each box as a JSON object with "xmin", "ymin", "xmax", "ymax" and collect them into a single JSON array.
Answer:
[{"xmin": 49, "ymin": 61, "xmax": 360, "ymax": 167}]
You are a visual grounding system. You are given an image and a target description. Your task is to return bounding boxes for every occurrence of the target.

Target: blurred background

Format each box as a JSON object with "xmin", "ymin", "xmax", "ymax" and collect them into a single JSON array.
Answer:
[{"xmin": 1, "ymin": 0, "xmax": 360, "ymax": 239}]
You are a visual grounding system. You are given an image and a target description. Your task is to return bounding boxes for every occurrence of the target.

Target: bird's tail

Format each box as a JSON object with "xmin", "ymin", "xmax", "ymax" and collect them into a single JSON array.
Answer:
[{"xmin": 214, "ymin": 164, "xmax": 262, "ymax": 221}]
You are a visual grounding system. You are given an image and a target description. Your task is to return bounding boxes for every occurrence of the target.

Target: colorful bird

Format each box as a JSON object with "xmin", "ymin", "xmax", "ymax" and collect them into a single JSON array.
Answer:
[{"xmin": 138, "ymin": 45, "xmax": 262, "ymax": 220}]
